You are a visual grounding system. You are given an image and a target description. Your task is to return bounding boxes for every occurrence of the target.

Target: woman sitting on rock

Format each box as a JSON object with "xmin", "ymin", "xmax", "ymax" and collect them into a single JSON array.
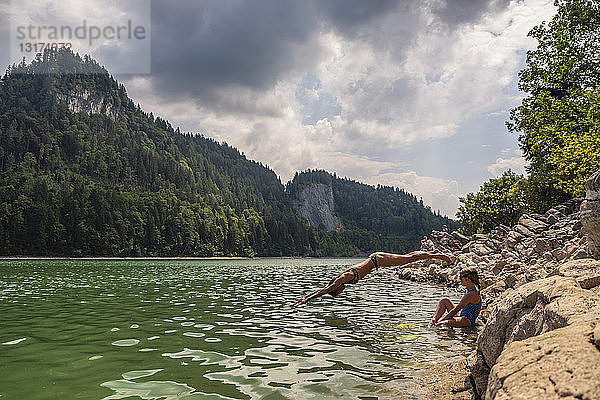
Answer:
[
  {"xmin": 294, "ymin": 251, "xmax": 454, "ymax": 306},
  {"xmin": 429, "ymin": 267, "xmax": 481, "ymax": 327}
]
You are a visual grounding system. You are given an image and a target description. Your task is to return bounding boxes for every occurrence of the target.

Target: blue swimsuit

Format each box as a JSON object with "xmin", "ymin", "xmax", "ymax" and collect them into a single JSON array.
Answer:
[{"xmin": 459, "ymin": 288, "xmax": 481, "ymax": 326}]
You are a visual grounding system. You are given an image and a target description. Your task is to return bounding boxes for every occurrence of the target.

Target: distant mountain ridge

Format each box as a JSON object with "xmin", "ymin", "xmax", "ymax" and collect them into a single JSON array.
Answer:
[
  {"xmin": 287, "ymin": 170, "xmax": 458, "ymax": 253},
  {"xmin": 0, "ymin": 49, "xmax": 457, "ymax": 257}
]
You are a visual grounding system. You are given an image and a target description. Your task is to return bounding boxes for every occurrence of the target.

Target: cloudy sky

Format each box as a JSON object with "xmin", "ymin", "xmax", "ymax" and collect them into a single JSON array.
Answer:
[{"xmin": 0, "ymin": 0, "xmax": 558, "ymax": 217}]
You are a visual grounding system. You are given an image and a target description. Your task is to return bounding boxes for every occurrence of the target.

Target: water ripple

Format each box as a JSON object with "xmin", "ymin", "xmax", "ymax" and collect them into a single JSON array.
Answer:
[{"xmin": 1, "ymin": 258, "xmax": 477, "ymax": 399}]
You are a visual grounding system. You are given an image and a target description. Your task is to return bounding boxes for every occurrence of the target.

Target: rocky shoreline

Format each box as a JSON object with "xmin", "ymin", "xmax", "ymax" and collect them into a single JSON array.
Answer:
[{"xmin": 399, "ymin": 170, "xmax": 600, "ymax": 399}]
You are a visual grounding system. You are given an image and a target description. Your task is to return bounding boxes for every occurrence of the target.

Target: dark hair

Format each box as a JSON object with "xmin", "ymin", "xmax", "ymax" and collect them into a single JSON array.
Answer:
[{"xmin": 460, "ymin": 267, "xmax": 480, "ymax": 289}]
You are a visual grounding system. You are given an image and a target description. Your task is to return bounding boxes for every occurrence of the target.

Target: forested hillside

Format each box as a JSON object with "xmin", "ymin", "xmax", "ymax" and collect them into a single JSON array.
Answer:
[
  {"xmin": 0, "ymin": 49, "xmax": 456, "ymax": 257},
  {"xmin": 287, "ymin": 170, "xmax": 458, "ymax": 254}
]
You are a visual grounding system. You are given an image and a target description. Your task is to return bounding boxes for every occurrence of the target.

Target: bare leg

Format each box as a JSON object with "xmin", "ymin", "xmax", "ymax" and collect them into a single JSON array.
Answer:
[
  {"xmin": 430, "ymin": 297, "xmax": 454, "ymax": 325},
  {"xmin": 372, "ymin": 251, "xmax": 453, "ymax": 268},
  {"xmin": 439, "ymin": 317, "xmax": 472, "ymax": 328}
]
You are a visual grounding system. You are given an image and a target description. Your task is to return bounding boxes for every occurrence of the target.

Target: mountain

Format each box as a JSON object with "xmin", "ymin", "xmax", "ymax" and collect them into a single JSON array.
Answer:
[
  {"xmin": 0, "ymin": 49, "xmax": 457, "ymax": 257},
  {"xmin": 287, "ymin": 170, "xmax": 458, "ymax": 255}
]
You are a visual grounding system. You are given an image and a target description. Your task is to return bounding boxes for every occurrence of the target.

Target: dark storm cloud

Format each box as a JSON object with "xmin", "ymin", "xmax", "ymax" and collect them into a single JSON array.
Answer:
[
  {"xmin": 146, "ymin": 0, "xmax": 407, "ymax": 108},
  {"xmin": 313, "ymin": 0, "xmax": 401, "ymax": 36},
  {"xmin": 148, "ymin": 0, "xmax": 321, "ymax": 108},
  {"xmin": 433, "ymin": 0, "xmax": 511, "ymax": 26},
  {"xmin": 141, "ymin": 0, "xmax": 514, "ymax": 111}
]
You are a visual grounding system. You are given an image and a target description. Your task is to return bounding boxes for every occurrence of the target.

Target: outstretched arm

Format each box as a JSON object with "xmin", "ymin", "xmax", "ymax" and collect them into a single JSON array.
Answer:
[{"xmin": 293, "ymin": 274, "xmax": 345, "ymax": 306}]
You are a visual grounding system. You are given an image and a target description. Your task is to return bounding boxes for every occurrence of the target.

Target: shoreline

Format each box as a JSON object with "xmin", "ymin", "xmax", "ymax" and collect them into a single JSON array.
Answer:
[
  {"xmin": 397, "ymin": 191, "xmax": 600, "ymax": 399},
  {"xmin": 0, "ymin": 256, "xmax": 251, "ymax": 260},
  {"xmin": 0, "ymin": 256, "xmax": 369, "ymax": 261}
]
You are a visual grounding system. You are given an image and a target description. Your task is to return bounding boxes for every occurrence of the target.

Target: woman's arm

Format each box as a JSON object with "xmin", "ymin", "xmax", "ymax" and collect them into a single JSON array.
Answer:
[{"xmin": 293, "ymin": 274, "xmax": 346, "ymax": 306}]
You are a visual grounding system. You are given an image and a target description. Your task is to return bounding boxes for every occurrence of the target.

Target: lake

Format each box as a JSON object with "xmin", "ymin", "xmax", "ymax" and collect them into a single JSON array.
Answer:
[{"xmin": 0, "ymin": 258, "xmax": 477, "ymax": 399}]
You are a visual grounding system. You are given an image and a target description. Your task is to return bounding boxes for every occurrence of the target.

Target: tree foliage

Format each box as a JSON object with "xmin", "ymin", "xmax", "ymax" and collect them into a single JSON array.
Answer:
[
  {"xmin": 0, "ymin": 49, "xmax": 454, "ymax": 256},
  {"xmin": 507, "ymin": 0, "xmax": 600, "ymax": 212},
  {"xmin": 456, "ymin": 171, "xmax": 525, "ymax": 235}
]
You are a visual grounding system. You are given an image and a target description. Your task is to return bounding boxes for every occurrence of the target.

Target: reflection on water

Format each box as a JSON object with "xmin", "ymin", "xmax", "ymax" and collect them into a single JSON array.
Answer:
[{"xmin": 0, "ymin": 259, "xmax": 477, "ymax": 399}]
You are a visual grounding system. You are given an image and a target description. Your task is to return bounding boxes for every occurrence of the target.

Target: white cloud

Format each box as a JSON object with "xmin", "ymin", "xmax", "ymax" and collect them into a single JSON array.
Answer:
[
  {"xmin": 122, "ymin": 0, "xmax": 557, "ymax": 219},
  {"xmin": 487, "ymin": 155, "xmax": 527, "ymax": 176},
  {"xmin": 315, "ymin": 0, "xmax": 556, "ymax": 150},
  {"xmin": 9, "ymin": 0, "xmax": 150, "ymax": 73}
]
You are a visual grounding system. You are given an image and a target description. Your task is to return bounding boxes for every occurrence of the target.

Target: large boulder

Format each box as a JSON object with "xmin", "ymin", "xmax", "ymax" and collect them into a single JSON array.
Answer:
[
  {"xmin": 517, "ymin": 215, "xmax": 548, "ymax": 233},
  {"xmin": 581, "ymin": 169, "xmax": 600, "ymax": 257},
  {"xmin": 429, "ymin": 230, "xmax": 466, "ymax": 252},
  {"xmin": 486, "ymin": 308, "xmax": 600, "ymax": 400},
  {"xmin": 471, "ymin": 276, "xmax": 600, "ymax": 396},
  {"xmin": 478, "ymin": 276, "xmax": 599, "ymax": 366}
]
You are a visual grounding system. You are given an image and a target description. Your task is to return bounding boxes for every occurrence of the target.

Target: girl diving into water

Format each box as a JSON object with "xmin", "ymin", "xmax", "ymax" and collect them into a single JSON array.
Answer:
[{"xmin": 293, "ymin": 251, "xmax": 454, "ymax": 306}]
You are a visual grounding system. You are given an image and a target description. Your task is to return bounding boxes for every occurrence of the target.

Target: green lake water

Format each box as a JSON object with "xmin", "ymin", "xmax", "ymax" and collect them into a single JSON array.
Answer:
[{"xmin": 0, "ymin": 259, "xmax": 477, "ymax": 399}]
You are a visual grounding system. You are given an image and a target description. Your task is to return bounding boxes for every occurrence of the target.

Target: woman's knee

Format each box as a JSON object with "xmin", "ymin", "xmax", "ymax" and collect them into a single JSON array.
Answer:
[{"xmin": 438, "ymin": 297, "xmax": 453, "ymax": 308}]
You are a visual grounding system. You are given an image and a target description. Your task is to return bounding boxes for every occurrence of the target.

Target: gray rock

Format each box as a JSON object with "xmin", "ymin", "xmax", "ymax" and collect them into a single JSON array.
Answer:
[
  {"xmin": 534, "ymin": 238, "xmax": 549, "ymax": 254},
  {"xmin": 472, "ymin": 276, "xmax": 600, "ymax": 396},
  {"xmin": 513, "ymin": 243, "xmax": 524, "ymax": 254},
  {"xmin": 500, "ymin": 249, "xmax": 517, "ymax": 260},
  {"xmin": 518, "ymin": 215, "xmax": 548, "ymax": 233},
  {"xmin": 579, "ymin": 170, "xmax": 600, "ymax": 256},
  {"xmin": 572, "ymin": 249, "xmax": 589, "ymax": 259},
  {"xmin": 477, "ymin": 276, "xmax": 599, "ymax": 368},
  {"xmin": 581, "ymin": 196, "xmax": 600, "ymax": 256},
  {"xmin": 451, "ymin": 231, "xmax": 470, "ymax": 246},
  {"xmin": 551, "ymin": 248, "xmax": 566, "ymax": 262},
  {"xmin": 514, "ymin": 224, "xmax": 534, "ymax": 237},
  {"xmin": 545, "ymin": 213, "xmax": 559, "ymax": 225},
  {"xmin": 468, "ymin": 350, "xmax": 490, "ymax": 397},
  {"xmin": 470, "ymin": 243, "xmax": 494, "ymax": 257},
  {"xmin": 56, "ymin": 90, "xmax": 120, "ymax": 118},
  {"xmin": 557, "ymin": 259, "xmax": 600, "ymax": 289},
  {"xmin": 486, "ymin": 308, "xmax": 600, "ymax": 400},
  {"xmin": 492, "ymin": 260, "xmax": 508, "ymax": 275},
  {"xmin": 585, "ymin": 169, "xmax": 600, "ymax": 198},
  {"xmin": 503, "ymin": 273, "xmax": 517, "ymax": 289},
  {"xmin": 293, "ymin": 183, "xmax": 342, "ymax": 232}
]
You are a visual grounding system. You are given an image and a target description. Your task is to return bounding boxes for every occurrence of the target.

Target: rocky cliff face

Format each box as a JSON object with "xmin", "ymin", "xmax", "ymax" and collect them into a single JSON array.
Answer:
[
  {"xmin": 292, "ymin": 183, "xmax": 342, "ymax": 232},
  {"xmin": 56, "ymin": 90, "xmax": 119, "ymax": 118},
  {"xmin": 398, "ymin": 169, "xmax": 600, "ymax": 399}
]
